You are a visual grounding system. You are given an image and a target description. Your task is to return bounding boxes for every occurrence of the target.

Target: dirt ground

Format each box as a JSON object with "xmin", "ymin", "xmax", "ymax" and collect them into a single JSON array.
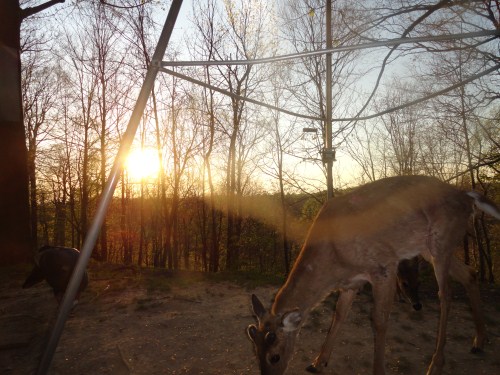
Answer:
[{"xmin": 1, "ymin": 263, "xmax": 500, "ymax": 375}]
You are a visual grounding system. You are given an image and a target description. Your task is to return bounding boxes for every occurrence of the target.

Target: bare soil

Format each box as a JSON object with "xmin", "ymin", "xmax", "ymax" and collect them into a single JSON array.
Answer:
[{"xmin": 1, "ymin": 263, "xmax": 500, "ymax": 375}]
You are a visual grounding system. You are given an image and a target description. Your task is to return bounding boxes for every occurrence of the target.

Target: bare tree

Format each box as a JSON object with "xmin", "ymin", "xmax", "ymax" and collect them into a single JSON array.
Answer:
[
  {"xmin": 376, "ymin": 81, "xmax": 423, "ymax": 176},
  {"xmin": 163, "ymin": 76, "xmax": 202, "ymax": 269},
  {"xmin": 22, "ymin": 27, "xmax": 59, "ymax": 249},
  {"xmin": 192, "ymin": 0, "xmax": 224, "ymax": 272},
  {"xmin": 79, "ymin": 3, "xmax": 127, "ymax": 261},
  {"xmin": 279, "ymin": 0, "xmax": 362, "ymax": 190},
  {"xmin": 62, "ymin": 27, "xmax": 100, "ymax": 248},
  {"xmin": 0, "ymin": 0, "xmax": 65, "ymax": 263}
]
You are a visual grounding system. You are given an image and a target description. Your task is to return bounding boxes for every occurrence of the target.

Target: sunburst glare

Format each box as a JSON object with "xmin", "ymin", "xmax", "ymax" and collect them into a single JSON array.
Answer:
[{"xmin": 125, "ymin": 148, "xmax": 161, "ymax": 181}]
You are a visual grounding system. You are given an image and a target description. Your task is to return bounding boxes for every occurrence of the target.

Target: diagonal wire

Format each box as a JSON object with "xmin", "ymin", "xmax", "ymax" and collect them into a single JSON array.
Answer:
[
  {"xmin": 160, "ymin": 63, "xmax": 500, "ymax": 123},
  {"xmin": 161, "ymin": 30, "xmax": 500, "ymax": 67},
  {"xmin": 159, "ymin": 67, "xmax": 323, "ymax": 121}
]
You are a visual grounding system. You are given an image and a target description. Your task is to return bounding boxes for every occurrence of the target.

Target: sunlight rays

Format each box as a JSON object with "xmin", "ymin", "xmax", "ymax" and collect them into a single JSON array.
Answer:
[{"xmin": 125, "ymin": 148, "xmax": 161, "ymax": 181}]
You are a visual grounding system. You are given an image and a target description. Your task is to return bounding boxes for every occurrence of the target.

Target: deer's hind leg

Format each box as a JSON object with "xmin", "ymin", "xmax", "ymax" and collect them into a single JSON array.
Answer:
[
  {"xmin": 371, "ymin": 263, "xmax": 398, "ymax": 375},
  {"xmin": 424, "ymin": 212, "xmax": 469, "ymax": 375},
  {"xmin": 306, "ymin": 289, "xmax": 356, "ymax": 373},
  {"xmin": 448, "ymin": 256, "xmax": 487, "ymax": 352},
  {"xmin": 426, "ymin": 251, "xmax": 453, "ymax": 375}
]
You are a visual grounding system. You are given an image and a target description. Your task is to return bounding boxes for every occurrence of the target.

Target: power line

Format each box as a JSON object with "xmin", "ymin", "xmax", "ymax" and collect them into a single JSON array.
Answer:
[
  {"xmin": 161, "ymin": 30, "xmax": 500, "ymax": 67},
  {"xmin": 338, "ymin": 63, "xmax": 500, "ymax": 122},
  {"xmin": 159, "ymin": 67, "xmax": 323, "ymax": 121},
  {"xmin": 159, "ymin": 63, "xmax": 500, "ymax": 123}
]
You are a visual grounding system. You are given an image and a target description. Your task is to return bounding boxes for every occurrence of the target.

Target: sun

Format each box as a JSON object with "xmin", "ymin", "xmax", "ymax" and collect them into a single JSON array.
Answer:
[{"xmin": 125, "ymin": 148, "xmax": 161, "ymax": 181}]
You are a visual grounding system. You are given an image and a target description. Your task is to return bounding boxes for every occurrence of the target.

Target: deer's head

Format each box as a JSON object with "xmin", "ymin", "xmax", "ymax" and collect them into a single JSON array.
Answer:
[{"xmin": 247, "ymin": 294, "xmax": 301, "ymax": 375}]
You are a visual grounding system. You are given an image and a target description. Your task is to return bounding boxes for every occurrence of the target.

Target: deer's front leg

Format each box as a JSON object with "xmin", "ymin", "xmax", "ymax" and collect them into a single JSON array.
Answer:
[
  {"xmin": 371, "ymin": 266, "xmax": 397, "ymax": 375},
  {"xmin": 306, "ymin": 289, "xmax": 356, "ymax": 373}
]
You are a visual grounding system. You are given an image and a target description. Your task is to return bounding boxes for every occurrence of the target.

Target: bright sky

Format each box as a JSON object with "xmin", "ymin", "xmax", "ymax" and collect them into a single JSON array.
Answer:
[{"xmin": 152, "ymin": 0, "xmax": 363, "ymax": 189}]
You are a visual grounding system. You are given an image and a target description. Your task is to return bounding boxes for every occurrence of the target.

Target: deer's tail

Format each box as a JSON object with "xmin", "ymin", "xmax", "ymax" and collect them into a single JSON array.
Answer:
[{"xmin": 466, "ymin": 191, "xmax": 500, "ymax": 220}]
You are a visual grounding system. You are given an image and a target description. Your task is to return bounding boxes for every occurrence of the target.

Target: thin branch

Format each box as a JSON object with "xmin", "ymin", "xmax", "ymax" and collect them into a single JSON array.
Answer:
[
  {"xmin": 20, "ymin": 0, "xmax": 65, "ymax": 20},
  {"xmin": 99, "ymin": 0, "xmax": 154, "ymax": 10},
  {"xmin": 348, "ymin": 0, "xmax": 456, "ymax": 129}
]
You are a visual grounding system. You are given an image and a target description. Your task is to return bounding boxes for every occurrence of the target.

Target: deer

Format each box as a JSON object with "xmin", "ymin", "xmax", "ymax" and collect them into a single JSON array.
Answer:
[
  {"xmin": 247, "ymin": 175, "xmax": 499, "ymax": 375},
  {"xmin": 23, "ymin": 245, "xmax": 88, "ymax": 305}
]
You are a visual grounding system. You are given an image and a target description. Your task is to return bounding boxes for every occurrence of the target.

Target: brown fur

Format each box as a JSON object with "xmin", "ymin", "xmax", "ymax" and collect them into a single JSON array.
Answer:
[{"xmin": 248, "ymin": 176, "xmax": 496, "ymax": 375}]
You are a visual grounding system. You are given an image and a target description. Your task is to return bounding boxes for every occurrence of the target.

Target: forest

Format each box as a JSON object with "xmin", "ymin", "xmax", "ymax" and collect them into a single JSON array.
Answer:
[{"xmin": 5, "ymin": 0, "xmax": 500, "ymax": 280}]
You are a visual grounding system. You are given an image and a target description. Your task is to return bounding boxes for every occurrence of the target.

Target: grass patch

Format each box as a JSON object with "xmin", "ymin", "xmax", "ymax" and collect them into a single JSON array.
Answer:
[
  {"xmin": 420, "ymin": 331, "xmax": 434, "ymax": 343},
  {"xmin": 206, "ymin": 270, "xmax": 284, "ymax": 289},
  {"xmin": 392, "ymin": 334, "xmax": 406, "ymax": 345},
  {"xmin": 389, "ymin": 356, "xmax": 413, "ymax": 373},
  {"xmin": 408, "ymin": 310, "xmax": 425, "ymax": 321},
  {"xmin": 449, "ymin": 331, "xmax": 468, "ymax": 342},
  {"xmin": 143, "ymin": 273, "xmax": 172, "ymax": 294},
  {"xmin": 0, "ymin": 264, "xmax": 33, "ymax": 288},
  {"xmin": 484, "ymin": 312, "xmax": 499, "ymax": 326},
  {"xmin": 87, "ymin": 263, "xmax": 285, "ymax": 294},
  {"xmin": 135, "ymin": 297, "xmax": 164, "ymax": 311},
  {"xmin": 399, "ymin": 323, "xmax": 414, "ymax": 331}
]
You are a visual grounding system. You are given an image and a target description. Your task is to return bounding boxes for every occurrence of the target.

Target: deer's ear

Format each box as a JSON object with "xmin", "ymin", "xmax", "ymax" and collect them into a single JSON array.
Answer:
[
  {"xmin": 251, "ymin": 294, "xmax": 266, "ymax": 319},
  {"xmin": 281, "ymin": 310, "xmax": 301, "ymax": 332},
  {"xmin": 247, "ymin": 324, "xmax": 258, "ymax": 341}
]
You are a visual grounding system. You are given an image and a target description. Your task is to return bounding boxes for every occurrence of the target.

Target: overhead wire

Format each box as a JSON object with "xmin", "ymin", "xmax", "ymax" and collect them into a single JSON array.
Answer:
[
  {"xmin": 160, "ymin": 63, "xmax": 500, "ymax": 123},
  {"xmin": 161, "ymin": 30, "xmax": 500, "ymax": 67},
  {"xmin": 158, "ymin": 29, "xmax": 500, "ymax": 125}
]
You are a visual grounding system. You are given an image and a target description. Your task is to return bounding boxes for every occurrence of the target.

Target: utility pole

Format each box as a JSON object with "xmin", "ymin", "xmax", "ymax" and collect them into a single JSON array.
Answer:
[{"xmin": 324, "ymin": 0, "xmax": 335, "ymax": 199}]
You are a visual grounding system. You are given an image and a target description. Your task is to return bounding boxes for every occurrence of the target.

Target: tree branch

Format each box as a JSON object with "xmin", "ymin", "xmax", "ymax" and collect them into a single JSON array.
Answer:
[
  {"xmin": 20, "ymin": 0, "xmax": 65, "ymax": 20},
  {"xmin": 351, "ymin": 0, "xmax": 455, "ymax": 125},
  {"xmin": 99, "ymin": 0, "xmax": 154, "ymax": 9}
]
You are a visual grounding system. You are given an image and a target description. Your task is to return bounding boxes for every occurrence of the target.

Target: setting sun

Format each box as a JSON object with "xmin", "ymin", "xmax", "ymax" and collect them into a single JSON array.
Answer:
[{"xmin": 125, "ymin": 148, "xmax": 161, "ymax": 181}]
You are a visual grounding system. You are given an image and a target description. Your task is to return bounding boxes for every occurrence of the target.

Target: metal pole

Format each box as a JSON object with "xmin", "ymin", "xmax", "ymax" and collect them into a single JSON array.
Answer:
[
  {"xmin": 325, "ymin": 0, "xmax": 334, "ymax": 199},
  {"xmin": 35, "ymin": 1, "xmax": 184, "ymax": 374}
]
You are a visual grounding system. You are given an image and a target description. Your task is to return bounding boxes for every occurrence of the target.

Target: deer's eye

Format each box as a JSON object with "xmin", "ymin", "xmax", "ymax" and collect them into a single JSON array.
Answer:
[
  {"xmin": 265, "ymin": 331, "xmax": 276, "ymax": 345},
  {"xmin": 270, "ymin": 354, "xmax": 280, "ymax": 364}
]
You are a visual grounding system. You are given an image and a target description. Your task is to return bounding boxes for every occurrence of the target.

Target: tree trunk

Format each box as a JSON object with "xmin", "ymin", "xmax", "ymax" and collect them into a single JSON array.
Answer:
[
  {"xmin": 28, "ymin": 145, "xmax": 38, "ymax": 250},
  {"xmin": 99, "ymin": 131, "xmax": 108, "ymax": 261},
  {"xmin": 54, "ymin": 201, "xmax": 67, "ymax": 245},
  {"xmin": 80, "ymin": 124, "xmax": 89, "ymax": 249},
  {"xmin": 0, "ymin": 1, "xmax": 32, "ymax": 263},
  {"xmin": 138, "ymin": 178, "xmax": 145, "ymax": 266},
  {"xmin": 279, "ymin": 172, "xmax": 291, "ymax": 275},
  {"xmin": 226, "ymin": 125, "xmax": 238, "ymax": 270}
]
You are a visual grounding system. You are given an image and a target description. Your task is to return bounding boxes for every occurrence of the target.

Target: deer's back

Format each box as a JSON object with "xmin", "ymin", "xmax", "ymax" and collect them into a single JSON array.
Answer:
[{"xmin": 303, "ymin": 175, "xmax": 471, "ymax": 268}]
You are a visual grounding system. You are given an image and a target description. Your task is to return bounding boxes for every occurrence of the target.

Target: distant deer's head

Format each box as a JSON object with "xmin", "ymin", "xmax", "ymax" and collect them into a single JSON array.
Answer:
[{"xmin": 247, "ymin": 294, "xmax": 301, "ymax": 375}]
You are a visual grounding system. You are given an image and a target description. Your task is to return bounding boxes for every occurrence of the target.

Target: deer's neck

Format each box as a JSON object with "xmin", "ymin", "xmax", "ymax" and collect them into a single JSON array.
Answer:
[{"xmin": 272, "ymin": 247, "xmax": 330, "ymax": 316}]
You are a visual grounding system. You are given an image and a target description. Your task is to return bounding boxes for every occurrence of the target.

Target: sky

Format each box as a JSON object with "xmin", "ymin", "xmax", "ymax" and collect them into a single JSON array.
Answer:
[
  {"xmin": 50, "ymin": 0, "xmax": 496, "ymax": 191},
  {"xmin": 150, "ymin": 0, "xmax": 362, "ymax": 188}
]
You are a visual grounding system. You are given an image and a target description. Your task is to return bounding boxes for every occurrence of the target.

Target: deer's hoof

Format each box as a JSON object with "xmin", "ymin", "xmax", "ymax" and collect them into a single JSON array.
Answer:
[
  {"xmin": 306, "ymin": 364, "xmax": 321, "ymax": 373},
  {"xmin": 470, "ymin": 346, "xmax": 484, "ymax": 354}
]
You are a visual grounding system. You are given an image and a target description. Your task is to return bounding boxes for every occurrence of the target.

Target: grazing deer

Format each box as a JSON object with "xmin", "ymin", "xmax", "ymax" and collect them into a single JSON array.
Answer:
[
  {"xmin": 23, "ymin": 246, "xmax": 88, "ymax": 305},
  {"xmin": 247, "ymin": 175, "xmax": 499, "ymax": 375}
]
